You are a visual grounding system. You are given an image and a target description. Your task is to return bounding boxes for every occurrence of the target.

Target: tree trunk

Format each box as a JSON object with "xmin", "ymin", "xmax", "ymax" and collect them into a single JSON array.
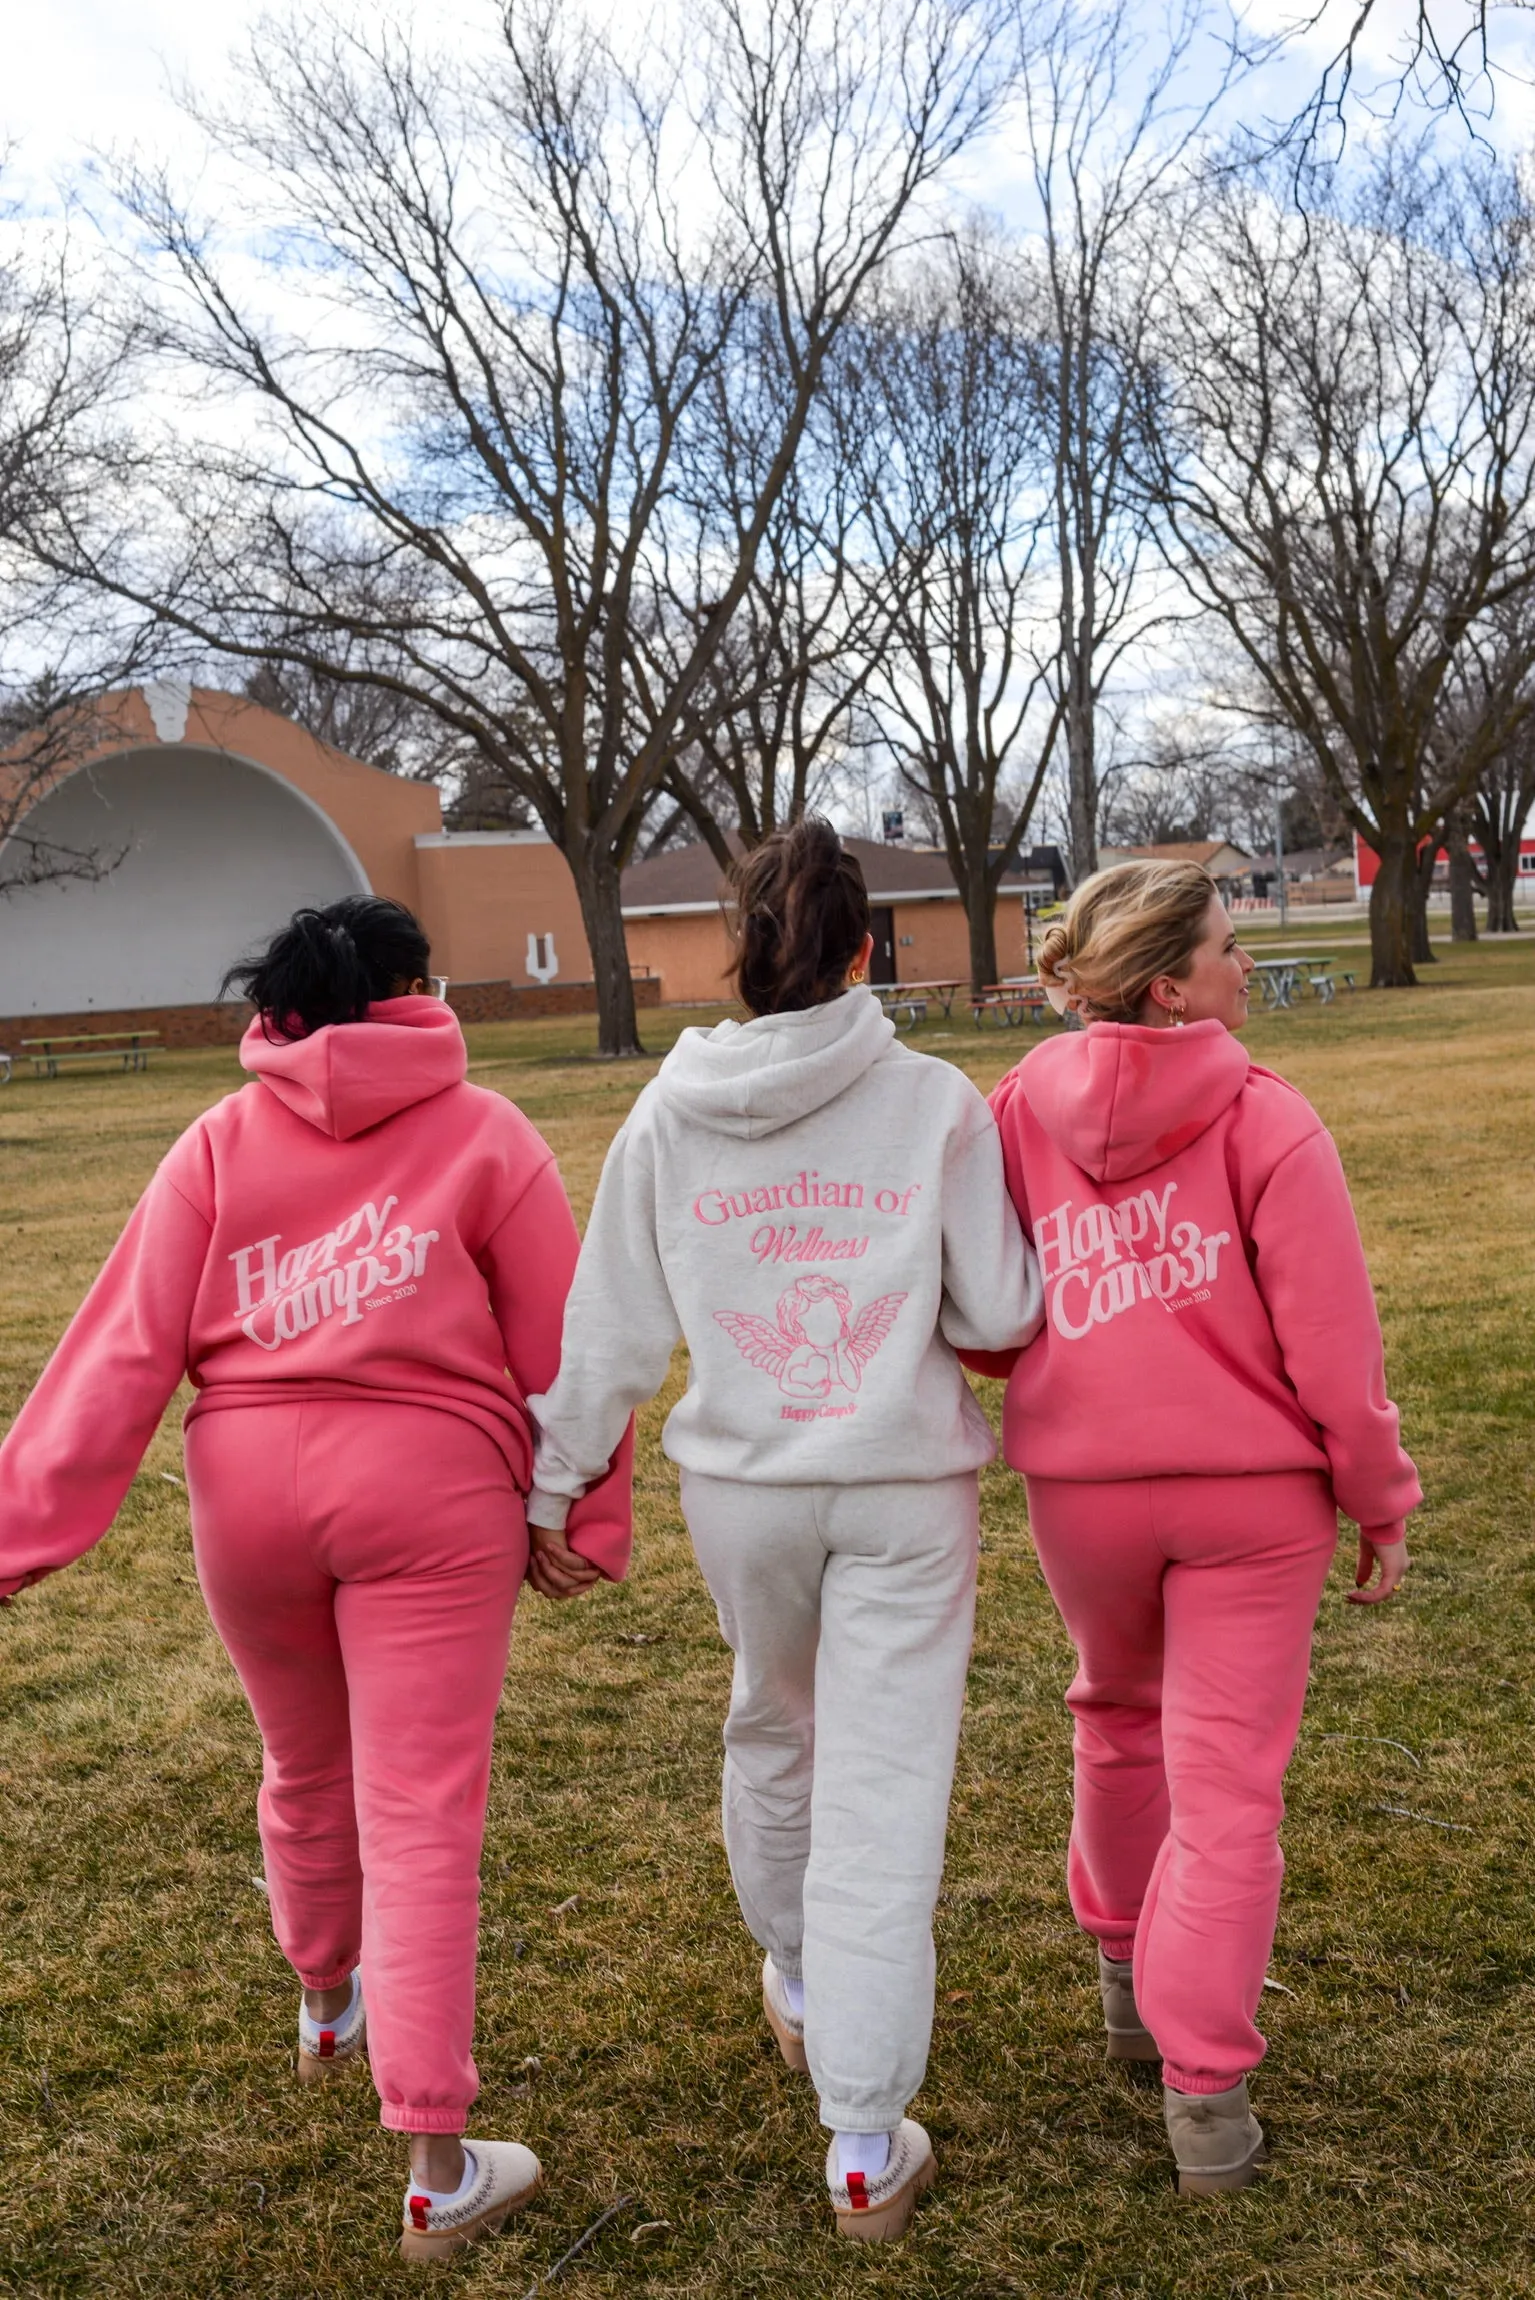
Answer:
[
  {"xmin": 964, "ymin": 878, "xmax": 999, "ymax": 997},
  {"xmin": 1410, "ymin": 835, "xmax": 1437, "ymax": 965},
  {"xmin": 1446, "ymin": 804, "xmax": 1478, "ymax": 942},
  {"xmin": 1487, "ymin": 842, "xmax": 1520, "ymax": 932},
  {"xmin": 1065, "ymin": 689, "xmax": 1097, "ymax": 886},
  {"xmin": 1367, "ymin": 835, "xmax": 1419, "ymax": 987},
  {"xmin": 568, "ymin": 845, "xmax": 644, "ymax": 1058}
]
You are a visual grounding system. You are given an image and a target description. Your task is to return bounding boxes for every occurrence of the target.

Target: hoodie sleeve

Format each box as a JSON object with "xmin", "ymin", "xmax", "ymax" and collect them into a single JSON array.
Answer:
[
  {"xmin": 937, "ymin": 1088, "xmax": 1044, "ymax": 1357},
  {"xmin": 0, "ymin": 1145, "xmax": 213, "ymax": 1598},
  {"xmin": 956, "ymin": 1064, "xmax": 1036, "ymax": 1379},
  {"xmin": 1249, "ymin": 1126, "xmax": 1421, "ymax": 1538},
  {"xmin": 526, "ymin": 1113, "xmax": 681, "ymax": 1536},
  {"xmin": 479, "ymin": 1154, "xmax": 635, "ymax": 1581}
]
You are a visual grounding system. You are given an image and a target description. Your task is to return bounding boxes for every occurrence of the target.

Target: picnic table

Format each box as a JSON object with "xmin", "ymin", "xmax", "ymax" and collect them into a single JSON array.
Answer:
[
  {"xmin": 1250, "ymin": 954, "xmax": 1356, "ymax": 1009},
  {"xmin": 886, "ymin": 978, "xmax": 965, "ymax": 1018},
  {"xmin": 877, "ymin": 990, "xmax": 929, "ymax": 1030},
  {"xmin": 0, "ymin": 1051, "xmax": 11, "ymax": 1085},
  {"xmin": 21, "ymin": 1030, "xmax": 160, "ymax": 1079},
  {"xmin": 971, "ymin": 978, "xmax": 1051, "ymax": 1028}
]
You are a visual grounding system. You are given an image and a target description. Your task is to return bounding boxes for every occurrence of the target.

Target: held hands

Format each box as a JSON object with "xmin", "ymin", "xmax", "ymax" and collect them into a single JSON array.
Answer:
[
  {"xmin": 527, "ymin": 1521, "xmax": 602, "ymax": 1602},
  {"xmin": 1347, "ymin": 1530, "xmax": 1411, "ymax": 1606}
]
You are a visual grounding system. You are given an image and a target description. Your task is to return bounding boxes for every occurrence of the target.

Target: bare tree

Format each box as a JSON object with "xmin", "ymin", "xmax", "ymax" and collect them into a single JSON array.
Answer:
[
  {"xmin": 1473, "ymin": 731, "xmax": 1535, "ymax": 932},
  {"xmin": 1097, "ymin": 717, "xmax": 1245, "ymax": 847},
  {"xmin": 0, "ymin": 191, "xmax": 153, "ymax": 894},
  {"xmin": 1022, "ymin": 0, "xmax": 1242, "ymax": 883},
  {"xmin": 1143, "ymin": 142, "xmax": 1535, "ymax": 986},
  {"xmin": 1276, "ymin": 0, "xmax": 1503, "ymax": 158},
  {"xmin": 1436, "ymin": 605, "xmax": 1535, "ymax": 933},
  {"xmin": 54, "ymin": 0, "xmax": 1014, "ymax": 1054},
  {"xmin": 851, "ymin": 228, "xmax": 1061, "ymax": 990},
  {"xmin": 243, "ymin": 659, "xmax": 474, "ymax": 784},
  {"xmin": 639, "ymin": 320, "xmax": 894, "ymax": 864}
]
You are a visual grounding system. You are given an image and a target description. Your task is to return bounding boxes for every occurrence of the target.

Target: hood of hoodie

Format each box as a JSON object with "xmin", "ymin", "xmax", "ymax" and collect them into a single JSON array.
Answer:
[
  {"xmin": 240, "ymin": 995, "xmax": 467, "ymax": 1141},
  {"xmin": 1019, "ymin": 1018, "xmax": 1250, "ymax": 1183},
  {"xmin": 656, "ymin": 986, "xmax": 896, "ymax": 1140}
]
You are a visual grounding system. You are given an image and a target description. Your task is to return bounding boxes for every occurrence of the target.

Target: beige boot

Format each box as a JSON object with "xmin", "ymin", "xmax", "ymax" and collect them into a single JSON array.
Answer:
[
  {"xmin": 296, "ymin": 1969, "xmax": 366, "ymax": 2084},
  {"xmin": 825, "ymin": 2120, "xmax": 936, "ymax": 2242},
  {"xmin": 400, "ymin": 2139, "xmax": 542, "ymax": 2262},
  {"xmin": 1098, "ymin": 1951, "xmax": 1158, "ymax": 2063},
  {"xmin": 1163, "ymin": 2079, "xmax": 1267, "ymax": 2197}
]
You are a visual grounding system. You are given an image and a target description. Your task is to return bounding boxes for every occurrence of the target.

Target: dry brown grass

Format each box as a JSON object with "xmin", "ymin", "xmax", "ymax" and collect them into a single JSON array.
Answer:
[{"xmin": 2, "ymin": 941, "xmax": 1533, "ymax": 2296}]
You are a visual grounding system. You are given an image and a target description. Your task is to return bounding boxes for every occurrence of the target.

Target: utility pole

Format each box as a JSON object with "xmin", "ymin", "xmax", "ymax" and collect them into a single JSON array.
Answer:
[{"xmin": 1274, "ymin": 795, "xmax": 1288, "ymax": 932}]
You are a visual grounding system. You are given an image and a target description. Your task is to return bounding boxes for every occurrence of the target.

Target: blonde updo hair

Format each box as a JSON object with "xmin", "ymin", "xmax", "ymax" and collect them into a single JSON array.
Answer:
[{"xmin": 1038, "ymin": 860, "xmax": 1219, "ymax": 1024}]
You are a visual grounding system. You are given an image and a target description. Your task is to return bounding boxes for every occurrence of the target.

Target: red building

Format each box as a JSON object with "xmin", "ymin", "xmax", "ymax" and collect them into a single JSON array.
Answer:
[{"xmin": 1353, "ymin": 828, "xmax": 1535, "ymax": 894}]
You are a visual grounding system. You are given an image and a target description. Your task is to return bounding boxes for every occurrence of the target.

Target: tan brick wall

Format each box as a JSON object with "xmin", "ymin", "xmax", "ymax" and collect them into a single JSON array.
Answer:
[
  {"xmin": 623, "ymin": 911, "xmax": 733, "ymax": 1003},
  {"xmin": 624, "ymin": 891, "xmax": 1041, "ymax": 1002},
  {"xmin": 0, "ymin": 976, "xmax": 662, "ymax": 1056},
  {"xmin": 0, "ymin": 1001, "xmax": 252, "ymax": 1057},
  {"xmin": 444, "ymin": 977, "xmax": 661, "ymax": 1023},
  {"xmin": 414, "ymin": 839, "xmax": 596, "ymax": 985}
]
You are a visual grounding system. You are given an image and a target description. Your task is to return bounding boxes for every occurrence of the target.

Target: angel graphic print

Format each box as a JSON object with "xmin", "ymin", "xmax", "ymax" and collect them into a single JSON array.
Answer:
[{"xmin": 716, "ymin": 1274, "xmax": 906, "ymax": 1418}]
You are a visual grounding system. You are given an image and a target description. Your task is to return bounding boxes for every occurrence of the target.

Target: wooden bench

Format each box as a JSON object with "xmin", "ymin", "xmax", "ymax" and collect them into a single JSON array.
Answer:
[{"xmin": 22, "ymin": 1030, "xmax": 160, "ymax": 1079}]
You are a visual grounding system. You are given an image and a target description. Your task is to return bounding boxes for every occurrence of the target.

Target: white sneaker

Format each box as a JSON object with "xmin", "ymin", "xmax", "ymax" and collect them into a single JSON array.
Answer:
[
  {"xmin": 399, "ymin": 2139, "xmax": 543, "ymax": 2261},
  {"xmin": 761, "ymin": 1955, "xmax": 808, "ymax": 2074},
  {"xmin": 825, "ymin": 2118, "xmax": 936, "ymax": 2242},
  {"xmin": 297, "ymin": 1968, "xmax": 366, "ymax": 2083}
]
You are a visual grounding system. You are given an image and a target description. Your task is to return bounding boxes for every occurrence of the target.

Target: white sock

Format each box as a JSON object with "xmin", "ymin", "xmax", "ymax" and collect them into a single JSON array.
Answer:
[
  {"xmin": 782, "ymin": 1973, "xmax": 805, "ymax": 2020},
  {"xmin": 837, "ymin": 2130, "xmax": 891, "ymax": 2182},
  {"xmin": 408, "ymin": 2146, "xmax": 478, "ymax": 2210}
]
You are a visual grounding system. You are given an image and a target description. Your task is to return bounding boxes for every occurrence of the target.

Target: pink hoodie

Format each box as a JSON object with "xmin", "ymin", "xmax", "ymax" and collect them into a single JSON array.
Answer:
[
  {"xmin": 0, "ymin": 997, "xmax": 632, "ymax": 1597},
  {"xmin": 979, "ymin": 1021, "xmax": 1420, "ymax": 1540}
]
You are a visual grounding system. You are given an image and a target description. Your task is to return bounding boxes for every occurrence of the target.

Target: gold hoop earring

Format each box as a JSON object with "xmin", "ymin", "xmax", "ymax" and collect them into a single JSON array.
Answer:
[{"xmin": 849, "ymin": 969, "xmax": 867, "ymax": 986}]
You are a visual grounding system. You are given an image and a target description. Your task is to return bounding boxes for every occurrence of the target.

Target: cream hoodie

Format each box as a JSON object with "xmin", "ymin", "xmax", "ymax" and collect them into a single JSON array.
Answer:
[{"xmin": 528, "ymin": 988, "xmax": 1042, "ymax": 1520}]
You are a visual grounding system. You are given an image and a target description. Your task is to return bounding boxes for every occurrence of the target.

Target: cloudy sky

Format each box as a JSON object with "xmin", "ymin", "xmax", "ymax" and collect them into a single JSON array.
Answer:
[{"xmin": 9, "ymin": 0, "xmax": 1534, "ymax": 226}]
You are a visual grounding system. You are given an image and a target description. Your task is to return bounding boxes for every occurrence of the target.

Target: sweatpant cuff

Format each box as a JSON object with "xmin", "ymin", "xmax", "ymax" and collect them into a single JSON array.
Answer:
[
  {"xmin": 818, "ymin": 2099, "xmax": 907, "ymax": 2133},
  {"xmin": 297, "ymin": 1956, "xmax": 360, "ymax": 1991},
  {"xmin": 1162, "ymin": 2064, "xmax": 1251, "ymax": 2097},
  {"xmin": 1101, "ymin": 1940, "xmax": 1137, "ymax": 1964},
  {"xmin": 379, "ymin": 2105, "xmax": 470, "ymax": 2134}
]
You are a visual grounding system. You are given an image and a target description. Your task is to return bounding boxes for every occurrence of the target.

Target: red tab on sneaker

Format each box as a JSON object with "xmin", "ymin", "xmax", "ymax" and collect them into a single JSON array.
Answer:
[
  {"xmin": 846, "ymin": 2171, "xmax": 869, "ymax": 2210},
  {"xmin": 318, "ymin": 2030, "xmax": 335, "ymax": 2058},
  {"xmin": 408, "ymin": 2194, "xmax": 431, "ymax": 2230}
]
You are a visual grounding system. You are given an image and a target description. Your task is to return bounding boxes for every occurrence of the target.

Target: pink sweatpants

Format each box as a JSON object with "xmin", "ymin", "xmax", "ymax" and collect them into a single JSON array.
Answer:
[
  {"xmin": 1025, "ymin": 1471, "xmax": 1336, "ymax": 2094},
  {"xmin": 185, "ymin": 1401, "xmax": 526, "ymax": 2133}
]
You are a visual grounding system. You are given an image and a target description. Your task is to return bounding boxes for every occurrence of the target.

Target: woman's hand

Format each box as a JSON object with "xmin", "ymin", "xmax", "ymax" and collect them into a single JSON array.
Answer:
[
  {"xmin": 1347, "ymin": 1530, "xmax": 1410, "ymax": 1606},
  {"xmin": 527, "ymin": 1523, "xmax": 602, "ymax": 1601}
]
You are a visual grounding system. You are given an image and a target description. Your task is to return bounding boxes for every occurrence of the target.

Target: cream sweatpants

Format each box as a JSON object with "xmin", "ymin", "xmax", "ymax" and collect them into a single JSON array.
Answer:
[{"xmin": 680, "ymin": 1468, "xmax": 979, "ymax": 2133}]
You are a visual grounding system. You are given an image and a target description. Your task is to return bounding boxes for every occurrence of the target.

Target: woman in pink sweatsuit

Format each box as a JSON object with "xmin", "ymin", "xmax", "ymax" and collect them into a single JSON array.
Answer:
[
  {"xmin": 0, "ymin": 897, "xmax": 631, "ymax": 2264},
  {"xmin": 979, "ymin": 860, "xmax": 1419, "ymax": 2196}
]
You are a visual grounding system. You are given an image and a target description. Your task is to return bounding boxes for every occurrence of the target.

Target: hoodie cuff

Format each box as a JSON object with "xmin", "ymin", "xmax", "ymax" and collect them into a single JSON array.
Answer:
[
  {"xmin": 1361, "ymin": 1521, "xmax": 1407, "ymax": 1549},
  {"xmin": 0, "ymin": 1566, "xmax": 51, "ymax": 1600},
  {"xmin": 527, "ymin": 1486, "xmax": 574, "ymax": 1533}
]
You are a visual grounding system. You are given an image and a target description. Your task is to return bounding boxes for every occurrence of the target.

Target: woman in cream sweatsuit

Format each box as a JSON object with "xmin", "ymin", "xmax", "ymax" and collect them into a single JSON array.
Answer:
[{"xmin": 527, "ymin": 819, "xmax": 1042, "ymax": 2241}]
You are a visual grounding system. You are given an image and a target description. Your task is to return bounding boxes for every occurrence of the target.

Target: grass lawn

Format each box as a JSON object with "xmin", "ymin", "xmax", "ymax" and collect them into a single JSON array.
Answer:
[{"xmin": 1, "ymin": 935, "xmax": 1533, "ymax": 2297}]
